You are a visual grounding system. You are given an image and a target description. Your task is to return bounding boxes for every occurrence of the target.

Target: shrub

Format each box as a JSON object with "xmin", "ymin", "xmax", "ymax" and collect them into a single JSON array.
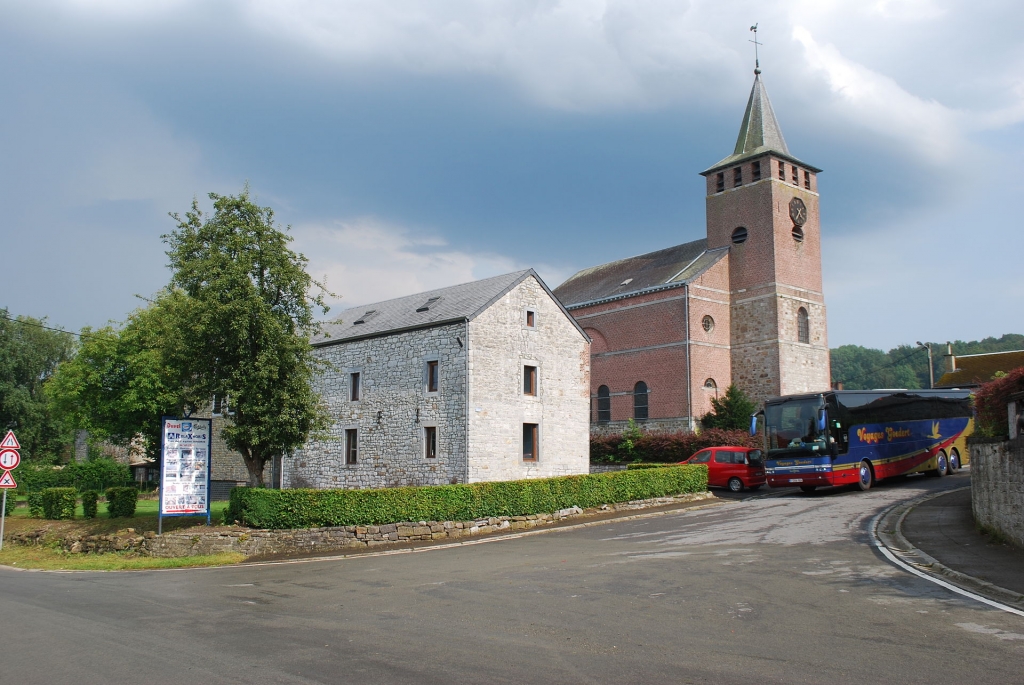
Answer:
[
  {"xmin": 974, "ymin": 367, "xmax": 1024, "ymax": 438},
  {"xmin": 228, "ymin": 465, "xmax": 709, "ymax": 529},
  {"xmin": 591, "ymin": 428, "xmax": 758, "ymax": 463},
  {"xmin": 3, "ymin": 492, "xmax": 15, "ymax": 516},
  {"xmin": 105, "ymin": 487, "xmax": 138, "ymax": 518},
  {"xmin": 81, "ymin": 490, "xmax": 99, "ymax": 519},
  {"xmin": 700, "ymin": 384, "xmax": 758, "ymax": 430},
  {"xmin": 42, "ymin": 487, "xmax": 78, "ymax": 520},
  {"xmin": 28, "ymin": 491, "xmax": 44, "ymax": 518},
  {"xmin": 16, "ymin": 459, "xmax": 132, "ymax": 495}
]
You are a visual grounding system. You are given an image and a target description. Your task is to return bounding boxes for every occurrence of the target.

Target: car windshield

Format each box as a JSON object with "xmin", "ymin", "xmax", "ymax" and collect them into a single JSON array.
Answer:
[{"xmin": 764, "ymin": 398, "xmax": 826, "ymax": 453}]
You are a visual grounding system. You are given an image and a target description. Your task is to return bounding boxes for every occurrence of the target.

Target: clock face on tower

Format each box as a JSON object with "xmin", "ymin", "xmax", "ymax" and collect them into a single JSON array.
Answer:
[{"xmin": 789, "ymin": 197, "xmax": 808, "ymax": 227}]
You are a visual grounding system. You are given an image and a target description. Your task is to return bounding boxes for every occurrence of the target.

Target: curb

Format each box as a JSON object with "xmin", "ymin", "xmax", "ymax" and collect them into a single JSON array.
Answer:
[{"xmin": 872, "ymin": 486, "xmax": 1024, "ymax": 615}]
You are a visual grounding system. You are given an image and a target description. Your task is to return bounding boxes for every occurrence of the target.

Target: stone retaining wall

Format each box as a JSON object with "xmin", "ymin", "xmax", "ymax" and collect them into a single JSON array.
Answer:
[
  {"xmin": 8, "ymin": 492, "xmax": 713, "ymax": 559},
  {"xmin": 969, "ymin": 436, "xmax": 1024, "ymax": 548}
]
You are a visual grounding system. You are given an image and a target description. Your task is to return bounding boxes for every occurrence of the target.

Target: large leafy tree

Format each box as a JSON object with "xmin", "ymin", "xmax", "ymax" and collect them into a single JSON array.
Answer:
[
  {"xmin": 47, "ymin": 298, "xmax": 187, "ymax": 458},
  {"xmin": 163, "ymin": 189, "xmax": 331, "ymax": 486},
  {"xmin": 0, "ymin": 310, "xmax": 76, "ymax": 461},
  {"xmin": 700, "ymin": 384, "xmax": 758, "ymax": 431}
]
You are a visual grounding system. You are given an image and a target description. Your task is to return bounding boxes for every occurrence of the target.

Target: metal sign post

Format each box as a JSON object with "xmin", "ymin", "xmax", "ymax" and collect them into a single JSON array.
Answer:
[
  {"xmin": 158, "ymin": 417, "xmax": 212, "ymax": 536},
  {"xmin": 0, "ymin": 430, "xmax": 22, "ymax": 552}
]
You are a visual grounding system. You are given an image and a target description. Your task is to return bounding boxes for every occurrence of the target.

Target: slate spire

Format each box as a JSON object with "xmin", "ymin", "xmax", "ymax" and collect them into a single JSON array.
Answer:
[{"xmin": 732, "ymin": 73, "xmax": 789, "ymax": 158}]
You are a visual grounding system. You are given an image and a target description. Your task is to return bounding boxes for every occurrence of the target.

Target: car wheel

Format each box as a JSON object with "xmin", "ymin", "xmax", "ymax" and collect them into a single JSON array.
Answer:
[
  {"xmin": 948, "ymin": 449, "xmax": 960, "ymax": 472},
  {"xmin": 857, "ymin": 460, "xmax": 873, "ymax": 491},
  {"xmin": 932, "ymin": 450, "xmax": 948, "ymax": 477},
  {"xmin": 728, "ymin": 477, "xmax": 744, "ymax": 493},
  {"xmin": 799, "ymin": 485, "xmax": 817, "ymax": 493}
]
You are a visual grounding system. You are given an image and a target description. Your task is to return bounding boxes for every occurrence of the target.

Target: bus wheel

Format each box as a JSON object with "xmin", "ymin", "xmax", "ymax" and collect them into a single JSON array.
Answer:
[
  {"xmin": 949, "ymin": 449, "xmax": 961, "ymax": 472},
  {"xmin": 857, "ymin": 461, "xmax": 874, "ymax": 491},
  {"xmin": 799, "ymin": 485, "xmax": 817, "ymax": 493},
  {"xmin": 932, "ymin": 450, "xmax": 949, "ymax": 477},
  {"xmin": 728, "ymin": 477, "xmax": 744, "ymax": 493}
]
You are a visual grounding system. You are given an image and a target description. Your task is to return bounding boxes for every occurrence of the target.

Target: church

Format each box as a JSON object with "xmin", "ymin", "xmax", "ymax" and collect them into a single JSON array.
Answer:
[{"xmin": 552, "ymin": 69, "xmax": 831, "ymax": 433}]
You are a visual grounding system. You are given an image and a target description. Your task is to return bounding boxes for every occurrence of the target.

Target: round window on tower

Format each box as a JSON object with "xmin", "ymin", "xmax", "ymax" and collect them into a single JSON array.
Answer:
[
  {"xmin": 792, "ymin": 226, "xmax": 804, "ymax": 243},
  {"xmin": 731, "ymin": 227, "xmax": 748, "ymax": 244},
  {"xmin": 702, "ymin": 315, "xmax": 714, "ymax": 333}
]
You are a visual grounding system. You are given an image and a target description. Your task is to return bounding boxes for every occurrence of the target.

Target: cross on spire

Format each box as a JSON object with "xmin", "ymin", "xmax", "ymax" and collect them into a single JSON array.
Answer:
[{"xmin": 749, "ymin": 23, "xmax": 762, "ymax": 75}]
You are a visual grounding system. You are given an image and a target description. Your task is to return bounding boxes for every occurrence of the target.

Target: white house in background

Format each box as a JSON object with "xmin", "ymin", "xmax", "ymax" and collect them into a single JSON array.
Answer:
[{"xmin": 285, "ymin": 269, "xmax": 591, "ymax": 490}]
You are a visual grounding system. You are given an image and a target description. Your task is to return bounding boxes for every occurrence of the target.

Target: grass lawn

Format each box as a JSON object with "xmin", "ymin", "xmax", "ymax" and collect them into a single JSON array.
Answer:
[{"xmin": 0, "ymin": 545, "xmax": 244, "ymax": 571}]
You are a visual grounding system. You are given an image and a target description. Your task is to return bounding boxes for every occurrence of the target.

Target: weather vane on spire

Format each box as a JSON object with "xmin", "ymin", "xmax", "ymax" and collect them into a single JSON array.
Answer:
[{"xmin": 749, "ymin": 23, "xmax": 762, "ymax": 75}]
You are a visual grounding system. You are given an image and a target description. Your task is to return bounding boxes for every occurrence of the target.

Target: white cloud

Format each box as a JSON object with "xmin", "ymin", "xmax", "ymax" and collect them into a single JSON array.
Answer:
[{"xmin": 292, "ymin": 217, "xmax": 570, "ymax": 313}]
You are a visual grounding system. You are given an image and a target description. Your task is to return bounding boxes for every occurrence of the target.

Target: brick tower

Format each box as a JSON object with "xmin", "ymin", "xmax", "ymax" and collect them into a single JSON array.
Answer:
[{"xmin": 700, "ymin": 70, "xmax": 830, "ymax": 403}]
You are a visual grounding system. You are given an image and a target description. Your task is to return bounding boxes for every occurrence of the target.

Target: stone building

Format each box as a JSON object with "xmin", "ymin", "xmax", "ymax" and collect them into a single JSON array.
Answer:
[
  {"xmin": 284, "ymin": 269, "xmax": 591, "ymax": 489},
  {"xmin": 553, "ymin": 70, "xmax": 830, "ymax": 432}
]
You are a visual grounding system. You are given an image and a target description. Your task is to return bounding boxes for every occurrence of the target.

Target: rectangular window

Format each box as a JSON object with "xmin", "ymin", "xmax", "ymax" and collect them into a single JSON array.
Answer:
[
  {"xmin": 778, "ymin": 161, "xmax": 785, "ymax": 180},
  {"xmin": 525, "ymin": 310, "xmax": 536, "ymax": 328},
  {"xmin": 424, "ymin": 426, "xmax": 437, "ymax": 459},
  {"xmin": 715, "ymin": 172, "xmax": 725, "ymax": 193},
  {"xmin": 792, "ymin": 165, "xmax": 799, "ymax": 184},
  {"xmin": 751, "ymin": 161, "xmax": 761, "ymax": 181},
  {"xmin": 523, "ymin": 423, "xmax": 539, "ymax": 461},
  {"xmin": 733, "ymin": 167, "xmax": 743, "ymax": 187},
  {"xmin": 427, "ymin": 360, "xmax": 439, "ymax": 393},
  {"xmin": 524, "ymin": 365, "xmax": 537, "ymax": 396},
  {"xmin": 804, "ymin": 170, "xmax": 811, "ymax": 189},
  {"xmin": 345, "ymin": 429, "xmax": 358, "ymax": 465},
  {"xmin": 350, "ymin": 372, "xmax": 360, "ymax": 401}
]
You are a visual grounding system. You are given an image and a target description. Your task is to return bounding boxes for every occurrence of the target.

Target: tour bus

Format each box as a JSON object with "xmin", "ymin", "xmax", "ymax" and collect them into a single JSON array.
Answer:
[{"xmin": 749, "ymin": 389, "xmax": 973, "ymax": 492}]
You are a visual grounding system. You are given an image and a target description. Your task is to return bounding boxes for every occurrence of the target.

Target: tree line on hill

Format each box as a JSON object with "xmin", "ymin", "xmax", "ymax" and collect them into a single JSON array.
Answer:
[{"xmin": 830, "ymin": 334, "xmax": 1024, "ymax": 390}]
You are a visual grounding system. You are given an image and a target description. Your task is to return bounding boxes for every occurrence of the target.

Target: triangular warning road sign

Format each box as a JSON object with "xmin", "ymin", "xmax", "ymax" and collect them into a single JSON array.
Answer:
[
  {"xmin": 0, "ymin": 470, "xmax": 16, "ymax": 488},
  {"xmin": 0, "ymin": 431, "xmax": 19, "ymax": 449}
]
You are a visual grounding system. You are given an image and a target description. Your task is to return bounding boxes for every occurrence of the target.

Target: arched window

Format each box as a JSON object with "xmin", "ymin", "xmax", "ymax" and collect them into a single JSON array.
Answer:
[
  {"xmin": 704, "ymin": 378, "xmax": 717, "ymax": 390},
  {"xmin": 633, "ymin": 382, "xmax": 649, "ymax": 421},
  {"xmin": 797, "ymin": 307, "xmax": 810, "ymax": 344},
  {"xmin": 597, "ymin": 385, "xmax": 611, "ymax": 423}
]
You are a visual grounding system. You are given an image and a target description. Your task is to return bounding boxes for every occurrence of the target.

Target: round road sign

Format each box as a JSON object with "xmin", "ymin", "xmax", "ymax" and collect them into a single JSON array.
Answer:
[{"xmin": 0, "ymin": 448, "xmax": 20, "ymax": 470}]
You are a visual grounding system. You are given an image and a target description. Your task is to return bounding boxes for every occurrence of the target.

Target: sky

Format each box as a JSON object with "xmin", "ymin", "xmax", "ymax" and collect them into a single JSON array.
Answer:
[{"xmin": 2, "ymin": 0, "xmax": 1022, "ymax": 351}]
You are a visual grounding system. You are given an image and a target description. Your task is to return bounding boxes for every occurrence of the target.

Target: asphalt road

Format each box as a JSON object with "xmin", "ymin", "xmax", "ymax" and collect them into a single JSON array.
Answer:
[{"xmin": 3, "ymin": 472, "xmax": 1022, "ymax": 684}]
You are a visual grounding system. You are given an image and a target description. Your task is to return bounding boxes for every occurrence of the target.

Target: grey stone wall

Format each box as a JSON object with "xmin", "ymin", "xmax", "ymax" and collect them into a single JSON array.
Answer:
[
  {"xmin": 466, "ymin": 276, "xmax": 590, "ymax": 482},
  {"xmin": 970, "ymin": 437, "xmax": 1024, "ymax": 548},
  {"xmin": 288, "ymin": 322, "xmax": 469, "ymax": 489},
  {"xmin": 590, "ymin": 417, "xmax": 693, "ymax": 437}
]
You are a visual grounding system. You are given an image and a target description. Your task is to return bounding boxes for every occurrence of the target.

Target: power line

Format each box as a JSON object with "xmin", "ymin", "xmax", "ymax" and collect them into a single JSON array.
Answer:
[{"xmin": 0, "ymin": 310, "xmax": 100, "ymax": 340}]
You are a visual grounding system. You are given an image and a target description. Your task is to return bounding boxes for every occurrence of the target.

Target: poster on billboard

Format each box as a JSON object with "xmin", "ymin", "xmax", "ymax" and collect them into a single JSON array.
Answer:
[{"xmin": 160, "ymin": 416, "xmax": 212, "ymax": 530}]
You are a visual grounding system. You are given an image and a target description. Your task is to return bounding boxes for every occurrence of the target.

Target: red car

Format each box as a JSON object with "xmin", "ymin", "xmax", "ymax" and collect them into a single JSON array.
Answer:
[{"xmin": 681, "ymin": 446, "xmax": 766, "ymax": 492}]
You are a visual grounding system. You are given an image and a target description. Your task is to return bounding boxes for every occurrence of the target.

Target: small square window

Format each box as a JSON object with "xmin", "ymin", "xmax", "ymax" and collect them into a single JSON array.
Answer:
[
  {"xmin": 525, "ymin": 310, "xmax": 536, "ymax": 328},
  {"xmin": 523, "ymin": 423, "xmax": 539, "ymax": 461},
  {"xmin": 752, "ymin": 161, "xmax": 761, "ymax": 181},
  {"xmin": 778, "ymin": 161, "xmax": 785, "ymax": 180},
  {"xmin": 733, "ymin": 167, "xmax": 743, "ymax": 187},
  {"xmin": 424, "ymin": 426, "xmax": 437, "ymax": 459},
  {"xmin": 345, "ymin": 429, "xmax": 358, "ymax": 465},
  {"xmin": 524, "ymin": 365, "xmax": 537, "ymax": 396},
  {"xmin": 715, "ymin": 172, "xmax": 725, "ymax": 193},
  {"xmin": 427, "ymin": 360, "xmax": 439, "ymax": 393},
  {"xmin": 350, "ymin": 372, "xmax": 360, "ymax": 401}
]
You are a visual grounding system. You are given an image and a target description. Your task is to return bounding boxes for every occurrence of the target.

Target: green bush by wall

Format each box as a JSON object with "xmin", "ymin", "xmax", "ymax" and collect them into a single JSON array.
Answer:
[
  {"xmin": 16, "ymin": 459, "xmax": 132, "ymax": 495},
  {"xmin": 228, "ymin": 465, "xmax": 708, "ymax": 529},
  {"xmin": 42, "ymin": 487, "xmax": 78, "ymax": 520},
  {"xmin": 105, "ymin": 487, "xmax": 138, "ymax": 518},
  {"xmin": 81, "ymin": 490, "xmax": 99, "ymax": 519},
  {"xmin": 591, "ymin": 428, "xmax": 759, "ymax": 463},
  {"xmin": 28, "ymin": 491, "xmax": 43, "ymax": 518}
]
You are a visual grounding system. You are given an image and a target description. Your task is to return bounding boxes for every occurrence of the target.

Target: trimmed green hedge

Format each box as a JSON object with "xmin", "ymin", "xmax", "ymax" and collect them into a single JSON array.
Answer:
[
  {"xmin": 16, "ymin": 459, "xmax": 132, "ymax": 495},
  {"xmin": 591, "ymin": 428, "xmax": 759, "ymax": 463},
  {"xmin": 228, "ymin": 465, "xmax": 708, "ymax": 529},
  {"xmin": 81, "ymin": 490, "xmax": 99, "ymax": 519},
  {"xmin": 42, "ymin": 487, "xmax": 78, "ymax": 520},
  {"xmin": 105, "ymin": 487, "xmax": 138, "ymax": 518}
]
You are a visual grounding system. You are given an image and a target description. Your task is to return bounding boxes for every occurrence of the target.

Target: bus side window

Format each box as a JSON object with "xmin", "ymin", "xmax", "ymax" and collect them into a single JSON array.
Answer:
[{"xmin": 827, "ymin": 399, "xmax": 848, "ymax": 454}]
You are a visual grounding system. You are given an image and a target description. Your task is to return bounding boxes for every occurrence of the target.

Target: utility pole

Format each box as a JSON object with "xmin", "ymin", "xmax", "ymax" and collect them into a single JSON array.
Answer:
[{"xmin": 917, "ymin": 341, "xmax": 934, "ymax": 389}]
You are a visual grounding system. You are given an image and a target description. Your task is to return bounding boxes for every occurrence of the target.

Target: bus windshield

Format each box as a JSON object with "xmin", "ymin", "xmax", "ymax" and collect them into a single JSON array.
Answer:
[{"xmin": 764, "ymin": 398, "xmax": 827, "ymax": 453}]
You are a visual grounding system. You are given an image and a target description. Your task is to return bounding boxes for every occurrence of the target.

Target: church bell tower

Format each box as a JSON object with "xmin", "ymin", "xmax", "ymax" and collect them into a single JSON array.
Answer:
[{"xmin": 700, "ymin": 69, "xmax": 830, "ymax": 403}]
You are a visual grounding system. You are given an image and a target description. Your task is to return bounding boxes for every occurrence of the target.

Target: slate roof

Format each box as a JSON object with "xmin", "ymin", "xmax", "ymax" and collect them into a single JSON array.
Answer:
[
  {"xmin": 313, "ymin": 269, "xmax": 587, "ymax": 346},
  {"xmin": 934, "ymin": 350, "xmax": 1024, "ymax": 388},
  {"xmin": 552, "ymin": 239, "xmax": 728, "ymax": 309},
  {"xmin": 702, "ymin": 73, "xmax": 820, "ymax": 176}
]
